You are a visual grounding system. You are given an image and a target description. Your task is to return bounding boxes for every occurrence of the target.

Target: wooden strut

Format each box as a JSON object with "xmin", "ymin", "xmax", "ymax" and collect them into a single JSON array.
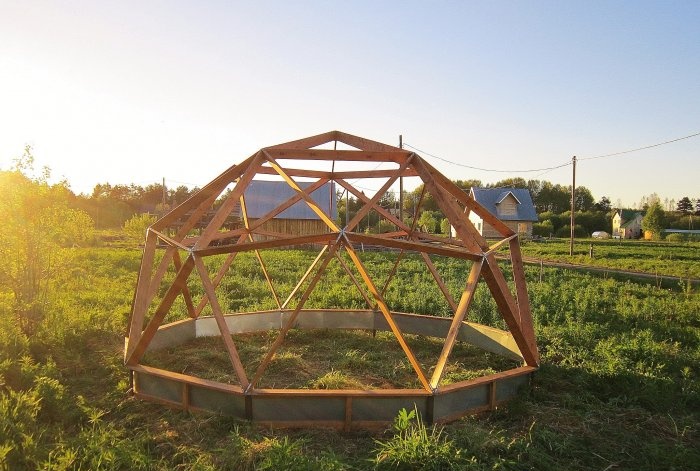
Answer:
[
  {"xmin": 411, "ymin": 157, "xmax": 539, "ymax": 366},
  {"xmin": 250, "ymin": 239, "xmax": 342, "ymax": 389},
  {"xmin": 127, "ymin": 131, "xmax": 539, "ymax": 417},
  {"xmin": 341, "ymin": 234, "xmax": 432, "ymax": 392},
  {"xmin": 429, "ymin": 259, "xmax": 483, "ymax": 389},
  {"xmin": 378, "ymin": 184, "xmax": 427, "ymax": 298},
  {"xmin": 240, "ymin": 192, "xmax": 282, "ymax": 309},
  {"xmin": 334, "ymin": 252, "xmax": 375, "ymax": 309},
  {"xmin": 194, "ymin": 256, "xmax": 250, "ymax": 389},
  {"xmin": 194, "ymin": 234, "xmax": 248, "ymax": 317}
]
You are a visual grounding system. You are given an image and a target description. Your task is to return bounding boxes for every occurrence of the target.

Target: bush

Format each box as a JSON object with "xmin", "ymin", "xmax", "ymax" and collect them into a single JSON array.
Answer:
[
  {"xmin": 665, "ymin": 233, "xmax": 686, "ymax": 243},
  {"xmin": 373, "ymin": 407, "xmax": 463, "ymax": 470},
  {"xmin": 533, "ymin": 220, "xmax": 554, "ymax": 237},
  {"xmin": 555, "ymin": 224, "xmax": 587, "ymax": 238},
  {"xmin": 122, "ymin": 213, "xmax": 158, "ymax": 242}
]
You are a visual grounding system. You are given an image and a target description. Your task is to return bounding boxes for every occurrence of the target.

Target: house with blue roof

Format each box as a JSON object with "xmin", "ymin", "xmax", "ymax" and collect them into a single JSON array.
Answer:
[{"xmin": 466, "ymin": 187, "xmax": 539, "ymax": 238}]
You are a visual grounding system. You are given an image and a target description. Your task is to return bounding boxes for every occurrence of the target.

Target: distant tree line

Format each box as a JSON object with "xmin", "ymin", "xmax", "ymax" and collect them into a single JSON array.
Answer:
[{"xmin": 73, "ymin": 182, "xmax": 198, "ymax": 229}]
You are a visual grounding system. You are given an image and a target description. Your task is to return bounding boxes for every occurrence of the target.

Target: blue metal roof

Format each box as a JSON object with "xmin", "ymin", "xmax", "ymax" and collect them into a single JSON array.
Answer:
[
  {"xmin": 470, "ymin": 187, "xmax": 538, "ymax": 222},
  {"xmin": 242, "ymin": 180, "xmax": 337, "ymax": 220}
]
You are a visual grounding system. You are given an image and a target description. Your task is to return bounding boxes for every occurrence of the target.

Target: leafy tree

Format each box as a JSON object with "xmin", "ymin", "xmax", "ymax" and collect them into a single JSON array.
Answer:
[
  {"xmin": 417, "ymin": 211, "xmax": 439, "ymax": 233},
  {"xmin": 0, "ymin": 147, "xmax": 94, "ymax": 335},
  {"xmin": 594, "ymin": 196, "xmax": 612, "ymax": 212},
  {"xmin": 696, "ymin": 197, "xmax": 700, "ymax": 215},
  {"xmin": 641, "ymin": 201, "xmax": 665, "ymax": 240},
  {"xmin": 123, "ymin": 213, "xmax": 158, "ymax": 242},
  {"xmin": 676, "ymin": 196, "xmax": 693, "ymax": 213},
  {"xmin": 573, "ymin": 186, "xmax": 595, "ymax": 211},
  {"xmin": 439, "ymin": 217, "xmax": 451, "ymax": 236}
]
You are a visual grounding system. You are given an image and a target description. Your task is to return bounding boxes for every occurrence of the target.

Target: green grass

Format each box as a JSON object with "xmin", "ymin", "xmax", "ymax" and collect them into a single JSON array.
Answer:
[
  {"xmin": 518, "ymin": 237, "xmax": 700, "ymax": 279},
  {"xmin": 0, "ymin": 244, "xmax": 698, "ymax": 470},
  {"xmin": 143, "ymin": 329, "xmax": 517, "ymax": 390}
]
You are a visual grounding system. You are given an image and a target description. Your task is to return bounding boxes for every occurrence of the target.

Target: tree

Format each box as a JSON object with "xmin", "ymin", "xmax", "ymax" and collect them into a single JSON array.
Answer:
[
  {"xmin": 573, "ymin": 186, "xmax": 595, "ymax": 211},
  {"xmin": 676, "ymin": 196, "xmax": 693, "ymax": 213},
  {"xmin": 0, "ymin": 147, "xmax": 94, "ymax": 335},
  {"xmin": 123, "ymin": 213, "xmax": 158, "ymax": 242},
  {"xmin": 417, "ymin": 210, "xmax": 439, "ymax": 233},
  {"xmin": 696, "ymin": 198, "xmax": 700, "ymax": 216},
  {"xmin": 440, "ymin": 217, "xmax": 451, "ymax": 236},
  {"xmin": 641, "ymin": 201, "xmax": 665, "ymax": 240},
  {"xmin": 594, "ymin": 196, "xmax": 612, "ymax": 212}
]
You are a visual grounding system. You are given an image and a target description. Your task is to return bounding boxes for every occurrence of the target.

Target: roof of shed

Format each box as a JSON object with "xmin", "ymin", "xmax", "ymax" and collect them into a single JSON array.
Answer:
[
  {"xmin": 470, "ymin": 187, "xmax": 538, "ymax": 222},
  {"xmin": 242, "ymin": 179, "xmax": 337, "ymax": 220}
]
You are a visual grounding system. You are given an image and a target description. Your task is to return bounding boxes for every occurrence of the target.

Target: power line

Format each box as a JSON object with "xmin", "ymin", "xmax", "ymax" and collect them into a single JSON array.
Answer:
[
  {"xmin": 578, "ymin": 130, "xmax": 700, "ymax": 161},
  {"xmin": 403, "ymin": 143, "xmax": 572, "ymax": 173}
]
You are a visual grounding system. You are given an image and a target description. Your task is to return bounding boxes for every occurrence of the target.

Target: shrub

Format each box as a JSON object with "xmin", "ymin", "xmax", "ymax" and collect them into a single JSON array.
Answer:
[
  {"xmin": 373, "ymin": 407, "xmax": 463, "ymax": 470},
  {"xmin": 122, "ymin": 213, "xmax": 158, "ymax": 242},
  {"xmin": 665, "ymin": 233, "xmax": 686, "ymax": 243}
]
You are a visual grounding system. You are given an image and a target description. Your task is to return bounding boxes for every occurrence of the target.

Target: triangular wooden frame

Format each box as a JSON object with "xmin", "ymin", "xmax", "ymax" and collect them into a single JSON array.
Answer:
[{"xmin": 125, "ymin": 131, "xmax": 539, "ymax": 394}]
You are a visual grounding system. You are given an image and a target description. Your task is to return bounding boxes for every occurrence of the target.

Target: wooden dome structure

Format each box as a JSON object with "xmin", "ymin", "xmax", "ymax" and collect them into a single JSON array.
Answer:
[{"xmin": 124, "ymin": 131, "xmax": 539, "ymax": 428}]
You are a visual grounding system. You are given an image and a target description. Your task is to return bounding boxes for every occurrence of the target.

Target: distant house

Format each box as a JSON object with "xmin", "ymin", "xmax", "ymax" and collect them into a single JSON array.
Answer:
[
  {"xmin": 612, "ymin": 209, "xmax": 643, "ymax": 239},
  {"xmin": 464, "ymin": 187, "xmax": 538, "ymax": 238},
  {"xmin": 240, "ymin": 179, "xmax": 337, "ymax": 236}
]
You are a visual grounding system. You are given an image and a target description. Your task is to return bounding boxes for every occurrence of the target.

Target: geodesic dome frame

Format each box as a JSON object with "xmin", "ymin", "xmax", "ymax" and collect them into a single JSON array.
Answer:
[{"xmin": 124, "ymin": 131, "xmax": 539, "ymax": 429}]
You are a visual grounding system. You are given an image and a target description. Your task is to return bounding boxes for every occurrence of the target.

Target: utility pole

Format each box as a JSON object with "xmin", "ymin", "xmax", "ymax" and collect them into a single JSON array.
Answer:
[
  {"xmin": 162, "ymin": 177, "xmax": 167, "ymax": 211},
  {"xmin": 569, "ymin": 156, "xmax": 577, "ymax": 256},
  {"xmin": 399, "ymin": 135, "xmax": 403, "ymax": 226}
]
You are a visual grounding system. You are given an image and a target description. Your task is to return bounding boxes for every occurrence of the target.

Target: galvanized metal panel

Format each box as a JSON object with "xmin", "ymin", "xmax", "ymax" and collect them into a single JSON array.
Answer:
[
  {"xmin": 433, "ymin": 384, "xmax": 489, "ymax": 420},
  {"xmin": 495, "ymin": 373, "xmax": 530, "ymax": 402},
  {"xmin": 134, "ymin": 371, "xmax": 182, "ymax": 404},
  {"xmin": 148, "ymin": 318, "xmax": 196, "ymax": 351},
  {"xmin": 352, "ymin": 396, "xmax": 427, "ymax": 422},
  {"xmin": 252, "ymin": 395, "xmax": 345, "ymax": 422},
  {"xmin": 189, "ymin": 386, "xmax": 246, "ymax": 416}
]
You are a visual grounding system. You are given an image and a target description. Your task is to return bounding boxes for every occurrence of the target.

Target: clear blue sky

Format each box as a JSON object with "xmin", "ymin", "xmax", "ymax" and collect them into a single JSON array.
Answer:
[{"xmin": 1, "ymin": 1, "xmax": 698, "ymax": 208}]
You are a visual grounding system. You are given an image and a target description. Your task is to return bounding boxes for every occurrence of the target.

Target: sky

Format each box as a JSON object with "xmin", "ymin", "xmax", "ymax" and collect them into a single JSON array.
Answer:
[{"xmin": 1, "ymin": 0, "xmax": 699, "ymax": 208}]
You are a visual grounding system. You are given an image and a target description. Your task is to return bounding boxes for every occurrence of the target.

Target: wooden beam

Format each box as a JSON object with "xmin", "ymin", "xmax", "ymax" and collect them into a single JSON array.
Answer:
[
  {"xmin": 147, "ymin": 191, "xmax": 225, "ymax": 301},
  {"xmin": 429, "ymin": 259, "xmax": 483, "ymax": 389},
  {"xmin": 265, "ymin": 148, "xmax": 408, "ymax": 163},
  {"xmin": 419, "ymin": 158, "xmax": 515, "ymax": 238},
  {"xmin": 194, "ymin": 257, "xmax": 250, "ymax": 389},
  {"xmin": 264, "ymin": 152, "xmax": 340, "ymax": 231},
  {"xmin": 346, "ymin": 233, "xmax": 482, "ymax": 262},
  {"xmin": 194, "ymin": 232, "xmax": 336, "ymax": 257},
  {"xmin": 487, "ymin": 233, "xmax": 519, "ymax": 255},
  {"xmin": 411, "ymin": 157, "xmax": 488, "ymax": 253},
  {"xmin": 194, "ymin": 151, "xmax": 265, "ymax": 250},
  {"xmin": 343, "ymin": 158, "xmax": 412, "ymax": 232},
  {"xmin": 508, "ymin": 237, "xmax": 539, "ymax": 365},
  {"xmin": 194, "ymin": 234, "xmax": 248, "ymax": 316},
  {"xmin": 153, "ymin": 153, "xmax": 256, "ymax": 231},
  {"xmin": 172, "ymin": 250, "xmax": 196, "ymax": 318},
  {"xmin": 335, "ymin": 252, "xmax": 374, "ymax": 309},
  {"xmin": 247, "ymin": 178, "xmax": 329, "ymax": 232},
  {"xmin": 126, "ymin": 255, "xmax": 195, "ymax": 366},
  {"xmin": 265, "ymin": 131, "xmax": 339, "ymax": 150},
  {"xmin": 420, "ymin": 252, "xmax": 458, "ymax": 312},
  {"xmin": 282, "ymin": 244, "xmax": 329, "ymax": 309},
  {"xmin": 341, "ymin": 237, "xmax": 431, "ymax": 391},
  {"xmin": 240, "ymin": 193, "xmax": 281, "ymax": 309},
  {"xmin": 333, "ymin": 130, "xmax": 404, "ymax": 152},
  {"xmin": 480, "ymin": 253, "xmax": 539, "ymax": 366},
  {"xmin": 411, "ymin": 158, "xmax": 539, "ymax": 366},
  {"xmin": 127, "ymin": 230, "xmax": 158, "ymax": 356},
  {"xmin": 250, "ymin": 241, "xmax": 341, "ymax": 388}
]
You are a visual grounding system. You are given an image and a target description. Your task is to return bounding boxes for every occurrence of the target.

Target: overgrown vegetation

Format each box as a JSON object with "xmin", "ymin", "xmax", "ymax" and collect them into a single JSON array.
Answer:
[
  {"xmin": 0, "ymin": 161, "xmax": 698, "ymax": 470},
  {"xmin": 0, "ymin": 240, "xmax": 697, "ymax": 470}
]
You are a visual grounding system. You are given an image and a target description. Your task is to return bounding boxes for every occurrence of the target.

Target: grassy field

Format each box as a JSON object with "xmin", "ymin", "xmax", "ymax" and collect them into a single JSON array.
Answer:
[
  {"xmin": 516, "ymin": 237, "xmax": 700, "ymax": 280},
  {"xmin": 1, "ymin": 243, "xmax": 698, "ymax": 470}
]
